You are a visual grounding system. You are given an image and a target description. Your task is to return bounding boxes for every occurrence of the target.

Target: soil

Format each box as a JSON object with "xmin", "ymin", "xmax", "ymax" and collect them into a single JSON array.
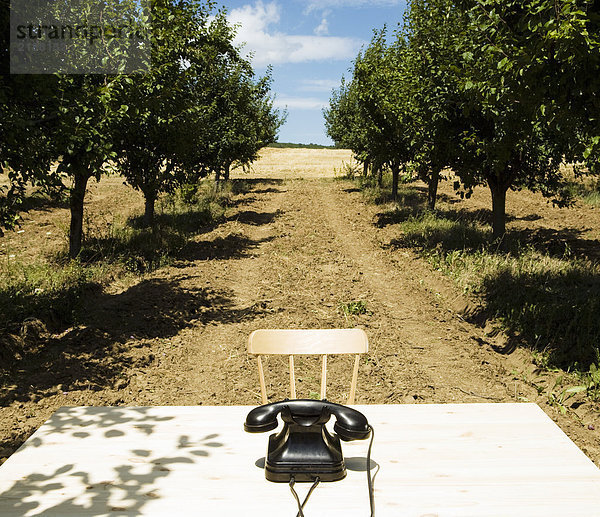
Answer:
[{"xmin": 1, "ymin": 148, "xmax": 599, "ymax": 469}]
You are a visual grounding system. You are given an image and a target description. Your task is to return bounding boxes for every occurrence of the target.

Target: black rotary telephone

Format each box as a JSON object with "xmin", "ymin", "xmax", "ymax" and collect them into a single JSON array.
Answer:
[{"xmin": 244, "ymin": 399, "xmax": 371, "ymax": 483}]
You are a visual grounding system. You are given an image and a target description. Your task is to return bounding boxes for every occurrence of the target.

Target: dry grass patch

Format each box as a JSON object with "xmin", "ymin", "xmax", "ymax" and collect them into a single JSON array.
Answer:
[{"xmin": 232, "ymin": 147, "xmax": 353, "ymax": 179}]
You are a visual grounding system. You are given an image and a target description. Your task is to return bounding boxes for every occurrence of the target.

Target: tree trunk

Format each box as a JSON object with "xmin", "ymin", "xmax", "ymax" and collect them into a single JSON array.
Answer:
[
  {"xmin": 377, "ymin": 164, "xmax": 383, "ymax": 188},
  {"xmin": 391, "ymin": 163, "xmax": 399, "ymax": 201},
  {"xmin": 489, "ymin": 181, "xmax": 507, "ymax": 242},
  {"xmin": 428, "ymin": 167, "xmax": 440, "ymax": 211},
  {"xmin": 223, "ymin": 163, "xmax": 231, "ymax": 182},
  {"xmin": 143, "ymin": 192, "xmax": 156, "ymax": 227},
  {"xmin": 215, "ymin": 169, "xmax": 221, "ymax": 187},
  {"xmin": 69, "ymin": 171, "xmax": 90, "ymax": 259},
  {"xmin": 362, "ymin": 160, "xmax": 369, "ymax": 177}
]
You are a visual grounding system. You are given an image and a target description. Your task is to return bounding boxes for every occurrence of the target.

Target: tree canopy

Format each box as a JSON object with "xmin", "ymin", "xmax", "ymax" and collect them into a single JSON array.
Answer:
[
  {"xmin": 1, "ymin": 0, "xmax": 283, "ymax": 254},
  {"xmin": 326, "ymin": 0, "xmax": 600, "ymax": 240}
]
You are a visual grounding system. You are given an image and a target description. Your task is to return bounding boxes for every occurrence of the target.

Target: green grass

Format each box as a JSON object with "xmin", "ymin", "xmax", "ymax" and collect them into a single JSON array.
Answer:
[
  {"xmin": 333, "ymin": 161, "xmax": 361, "ymax": 180},
  {"xmin": 359, "ymin": 176, "xmax": 391, "ymax": 205},
  {"xmin": 396, "ymin": 209, "xmax": 600, "ymax": 368},
  {"xmin": 339, "ymin": 300, "xmax": 369, "ymax": 317},
  {"xmin": 0, "ymin": 259, "xmax": 111, "ymax": 333},
  {"xmin": 0, "ymin": 179, "xmax": 229, "ymax": 338},
  {"xmin": 354, "ymin": 176, "xmax": 600, "ymax": 370},
  {"xmin": 355, "ymin": 170, "xmax": 420, "ymax": 206},
  {"xmin": 582, "ymin": 190, "xmax": 600, "ymax": 207},
  {"xmin": 574, "ymin": 356, "xmax": 600, "ymax": 402},
  {"xmin": 395, "ymin": 211, "xmax": 490, "ymax": 251},
  {"xmin": 77, "ymin": 180, "xmax": 228, "ymax": 272},
  {"xmin": 429, "ymin": 245, "xmax": 600, "ymax": 365},
  {"xmin": 562, "ymin": 179, "xmax": 600, "ymax": 207},
  {"xmin": 338, "ymin": 300, "xmax": 371, "ymax": 326}
]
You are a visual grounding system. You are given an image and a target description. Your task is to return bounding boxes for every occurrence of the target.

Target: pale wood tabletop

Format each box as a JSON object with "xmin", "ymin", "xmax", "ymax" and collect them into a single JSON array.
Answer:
[{"xmin": 0, "ymin": 403, "xmax": 599, "ymax": 516}]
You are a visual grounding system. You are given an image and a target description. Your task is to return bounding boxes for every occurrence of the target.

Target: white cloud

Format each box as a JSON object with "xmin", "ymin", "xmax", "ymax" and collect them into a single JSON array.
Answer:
[
  {"xmin": 314, "ymin": 16, "xmax": 329, "ymax": 36},
  {"xmin": 229, "ymin": 1, "xmax": 280, "ymax": 33},
  {"xmin": 299, "ymin": 79, "xmax": 340, "ymax": 92},
  {"xmin": 273, "ymin": 96, "xmax": 328, "ymax": 110},
  {"xmin": 228, "ymin": 1, "xmax": 363, "ymax": 67}
]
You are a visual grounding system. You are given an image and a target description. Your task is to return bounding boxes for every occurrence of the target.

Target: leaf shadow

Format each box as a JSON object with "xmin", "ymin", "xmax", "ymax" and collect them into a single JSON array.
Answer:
[{"xmin": 0, "ymin": 407, "xmax": 225, "ymax": 516}]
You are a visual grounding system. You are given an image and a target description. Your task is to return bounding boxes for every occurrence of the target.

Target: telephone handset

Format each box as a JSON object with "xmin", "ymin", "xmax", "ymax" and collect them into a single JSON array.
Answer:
[{"xmin": 244, "ymin": 399, "xmax": 371, "ymax": 482}]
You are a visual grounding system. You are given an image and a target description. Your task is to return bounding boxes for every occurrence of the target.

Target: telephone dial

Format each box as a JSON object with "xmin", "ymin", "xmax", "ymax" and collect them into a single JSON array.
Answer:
[{"xmin": 244, "ymin": 399, "xmax": 371, "ymax": 483}]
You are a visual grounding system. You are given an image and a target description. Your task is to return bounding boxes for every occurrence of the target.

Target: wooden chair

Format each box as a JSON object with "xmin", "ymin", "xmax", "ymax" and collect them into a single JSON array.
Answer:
[{"xmin": 248, "ymin": 328, "xmax": 369, "ymax": 405}]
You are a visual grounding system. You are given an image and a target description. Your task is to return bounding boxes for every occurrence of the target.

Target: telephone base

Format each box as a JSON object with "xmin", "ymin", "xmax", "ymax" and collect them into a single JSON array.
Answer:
[
  {"xmin": 265, "ymin": 463, "xmax": 346, "ymax": 483},
  {"xmin": 265, "ymin": 422, "xmax": 347, "ymax": 483}
]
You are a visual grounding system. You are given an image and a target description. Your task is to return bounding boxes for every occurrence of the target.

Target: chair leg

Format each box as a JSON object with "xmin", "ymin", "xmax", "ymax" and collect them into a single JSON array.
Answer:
[{"xmin": 257, "ymin": 356, "xmax": 267, "ymax": 405}]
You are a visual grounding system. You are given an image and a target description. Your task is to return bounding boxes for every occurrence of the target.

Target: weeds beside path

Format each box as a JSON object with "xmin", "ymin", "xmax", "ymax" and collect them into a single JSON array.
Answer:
[{"xmin": 1, "ymin": 172, "xmax": 599, "ymax": 467}]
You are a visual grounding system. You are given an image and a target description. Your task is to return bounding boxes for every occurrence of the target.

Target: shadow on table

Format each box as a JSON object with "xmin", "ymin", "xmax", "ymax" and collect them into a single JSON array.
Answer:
[
  {"xmin": 345, "ymin": 457, "xmax": 379, "ymax": 472},
  {"xmin": 0, "ymin": 407, "xmax": 224, "ymax": 516}
]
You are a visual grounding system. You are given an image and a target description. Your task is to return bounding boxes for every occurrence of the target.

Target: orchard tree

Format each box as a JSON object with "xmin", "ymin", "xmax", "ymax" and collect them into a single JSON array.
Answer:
[
  {"xmin": 324, "ymin": 77, "xmax": 371, "ymax": 175},
  {"xmin": 403, "ymin": 0, "xmax": 466, "ymax": 210},
  {"xmin": 0, "ymin": 0, "xmax": 61, "ymax": 233},
  {"xmin": 115, "ymin": 0, "xmax": 228, "ymax": 226},
  {"xmin": 1, "ymin": 0, "xmax": 147, "ymax": 256},
  {"xmin": 211, "ymin": 67, "xmax": 284, "ymax": 184},
  {"xmin": 352, "ymin": 30, "xmax": 415, "ymax": 200},
  {"xmin": 326, "ymin": 0, "xmax": 600, "ymax": 240},
  {"xmin": 56, "ymin": 76, "xmax": 131, "ymax": 257},
  {"xmin": 179, "ymin": 4, "xmax": 283, "ymax": 184},
  {"xmin": 450, "ymin": 1, "xmax": 573, "ymax": 240},
  {"xmin": 327, "ymin": 30, "xmax": 415, "ymax": 199},
  {"xmin": 116, "ymin": 1, "xmax": 283, "ymax": 221},
  {"xmin": 455, "ymin": 0, "xmax": 600, "ymax": 172},
  {"xmin": 0, "ymin": 77, "xmax": 61, "ymax": 233}
]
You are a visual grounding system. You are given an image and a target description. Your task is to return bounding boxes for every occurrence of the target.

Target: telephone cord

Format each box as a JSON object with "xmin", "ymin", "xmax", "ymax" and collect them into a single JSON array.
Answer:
[
  {"xmin": 288, "ymin": 425, "xmax": 375, "ymax": 517},
  {"xmin": 366, "ymin": 425, "xmax": 375, "ymax": 517},
  {"xmin": 289, "ymin": 476, "xmax": 320, "ymax": 517}
]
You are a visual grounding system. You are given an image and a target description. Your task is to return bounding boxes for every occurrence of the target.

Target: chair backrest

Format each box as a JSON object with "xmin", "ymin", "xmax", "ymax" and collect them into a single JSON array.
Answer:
[{"xmin": 248, "ymin": 328, "xmax": 369, "ymax": 405}]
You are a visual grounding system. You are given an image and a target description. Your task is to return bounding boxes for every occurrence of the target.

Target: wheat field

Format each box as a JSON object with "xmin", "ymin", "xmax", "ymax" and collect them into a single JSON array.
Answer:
[{"xmin": 233, "ymin": 147, "xmax": 355, "ymax": 179}]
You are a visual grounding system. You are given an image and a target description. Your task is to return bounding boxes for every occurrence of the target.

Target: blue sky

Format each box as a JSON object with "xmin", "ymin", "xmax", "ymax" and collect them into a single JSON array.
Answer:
[{"xmin": 221, "ymin": 0, "xmax": 408, "ymax": 145}]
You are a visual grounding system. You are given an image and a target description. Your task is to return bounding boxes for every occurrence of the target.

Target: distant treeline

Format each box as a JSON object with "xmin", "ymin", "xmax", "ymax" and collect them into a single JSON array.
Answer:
[{"xmin": 268, "ymin": 142, "xmax": 338, "ymax": 149}]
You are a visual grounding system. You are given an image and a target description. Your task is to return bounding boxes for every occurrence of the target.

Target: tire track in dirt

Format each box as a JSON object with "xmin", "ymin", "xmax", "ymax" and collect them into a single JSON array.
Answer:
[
  {"xmin": 164, "ymin": 176, "xmax": 510, "ymax": 408},
  {"xmin": 305, "ymin": 181, "xmax": 503, "ymax": 399},
  {"xmin": 228, "ymin": 178, "xmax": 512, "ymax": 405}
]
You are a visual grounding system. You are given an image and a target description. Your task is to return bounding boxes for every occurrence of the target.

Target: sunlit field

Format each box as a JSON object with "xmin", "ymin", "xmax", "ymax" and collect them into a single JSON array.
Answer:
[{"xmin": 233, "ymin": 147, "xmax": 354, "ymax": 179}]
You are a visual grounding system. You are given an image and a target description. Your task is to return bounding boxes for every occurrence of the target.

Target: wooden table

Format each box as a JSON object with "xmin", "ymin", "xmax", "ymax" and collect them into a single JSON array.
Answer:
[{"xmin": 0, "ymin": 403, "xmax": 599, "ymax": 516}]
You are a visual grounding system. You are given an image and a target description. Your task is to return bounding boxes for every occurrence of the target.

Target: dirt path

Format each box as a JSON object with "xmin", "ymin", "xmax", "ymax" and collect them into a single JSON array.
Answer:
[{"xmin": 1, "ymin": 173, "xmax": 599, "ymax": 467}]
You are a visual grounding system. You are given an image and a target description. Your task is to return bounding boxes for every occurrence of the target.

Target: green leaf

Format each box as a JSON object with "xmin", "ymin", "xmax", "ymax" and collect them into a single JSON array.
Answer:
[{"xmin": 564, "ymin": 386, "xmax": 587, "ymax": 394}]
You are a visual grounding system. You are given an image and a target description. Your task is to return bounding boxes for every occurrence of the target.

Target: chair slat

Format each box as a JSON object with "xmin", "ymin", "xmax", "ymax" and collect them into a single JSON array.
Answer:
[
  {"xmin": 348, "ymin": 354, "xmax": 361, "ymax": 405},
  {"xmin": 248, "ymin": 329, "xmax": 367, "ymax": 355},
  {"xmin": 289, "ymin": 355, "xmax": 296, "ymax": 399},
  {"xmin": 320, "ymin": 355, "xmax": 327, "ymax": 400},
  {"xmin": 248, "ymin": 329, "xmax": 368, "ymax": 404}
]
